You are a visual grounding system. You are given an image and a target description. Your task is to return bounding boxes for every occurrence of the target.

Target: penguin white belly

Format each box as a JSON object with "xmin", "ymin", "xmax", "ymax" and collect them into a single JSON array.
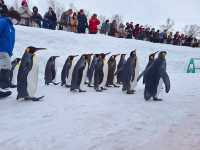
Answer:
[
  {"xmin": 100, "ymin": 60, "xmax": 108, "ymax": 87},
  {"xmin": 53, "ymin": 62, "xmax": 57, "ymax": 82},
  {"xmin": 11, "ymin": 63, "xmax": 20, "ymax": 85},
  {"xmin": 80, "ymin": 63, "xmax": 88, "ymax": 89},
  {"xmin": 130, "ymin": 58, "xmax": 140, "ymax": 90},
  {"xmin": 113, "ymin": 57, "xmax": 120, "ymax": 84},
  {"xmin": 156, "ymin": 78, "xmax": 164, "ymax": 97},
  {"xmin": 27, "ymin": 56, "xmax": 39, "ymax": 97},
  {"xmin": 66, "ymin": 58, "xmax": 77, "ymax": 85}
]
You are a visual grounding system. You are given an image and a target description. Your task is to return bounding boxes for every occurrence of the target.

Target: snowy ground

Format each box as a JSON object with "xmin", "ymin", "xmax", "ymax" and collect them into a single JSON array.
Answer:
[{"xmin": 0, "ymin": 26, "xmax": 200, "ymax": 150}]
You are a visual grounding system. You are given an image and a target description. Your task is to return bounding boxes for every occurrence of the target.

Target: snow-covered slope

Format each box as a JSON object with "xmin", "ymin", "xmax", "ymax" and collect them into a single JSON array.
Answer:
[{"xmin": 0, "ymin": 26, "xmax": 200, "ymax": 150}]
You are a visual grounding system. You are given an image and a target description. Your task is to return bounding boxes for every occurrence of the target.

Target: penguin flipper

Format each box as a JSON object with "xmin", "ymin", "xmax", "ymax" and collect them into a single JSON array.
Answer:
[
  {"xmin": 161, "ymin": 72, "xmax": 170, "ymax": 93},
  {"xmin": 25, "ymin": 96, "xmax": 45, "ymax": 101},
  {"xmin": 137, "ymin": 70, "xmax": 145, "ymax": 82}
]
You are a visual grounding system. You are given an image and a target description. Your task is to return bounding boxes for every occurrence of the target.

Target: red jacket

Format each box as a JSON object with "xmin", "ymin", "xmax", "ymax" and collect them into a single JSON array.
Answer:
[{"xmin": 89, "ymin": 17, "xmax": 100, "ymax": 33}]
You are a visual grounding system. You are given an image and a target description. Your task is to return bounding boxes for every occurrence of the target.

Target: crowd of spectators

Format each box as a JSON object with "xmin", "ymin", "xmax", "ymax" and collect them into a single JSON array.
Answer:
[{"xmin": 1, "ymin": 0, "xmax": 199, "ymax": 48}]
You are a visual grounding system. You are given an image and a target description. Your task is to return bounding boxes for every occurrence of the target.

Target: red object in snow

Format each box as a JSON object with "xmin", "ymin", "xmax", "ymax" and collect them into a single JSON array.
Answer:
[{"xmin": 89, "ymin": 17, "xmax": 100, "ymax": 34}]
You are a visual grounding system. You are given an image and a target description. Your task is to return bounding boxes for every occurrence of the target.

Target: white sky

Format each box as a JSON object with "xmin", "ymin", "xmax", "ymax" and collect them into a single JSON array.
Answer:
[{"xmin": 6, "ymin": 0, "xmax": 200, "ymax": 31}]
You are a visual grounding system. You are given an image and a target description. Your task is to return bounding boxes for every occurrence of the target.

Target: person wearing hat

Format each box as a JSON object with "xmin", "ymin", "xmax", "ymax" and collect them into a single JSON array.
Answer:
[
  {"xmin": 77, "ymin": 9, "xmax": 88, "ymax": 33},
  {"xmin": 18, "ymin": 0, "xmax": 32, "ymax": 26},
  {"xmin": 0, "ymin": 5, "xmax": 20, "ymax": 98}
]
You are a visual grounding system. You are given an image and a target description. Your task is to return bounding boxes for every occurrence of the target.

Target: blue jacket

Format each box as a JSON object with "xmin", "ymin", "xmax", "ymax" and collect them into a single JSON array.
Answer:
[{"xmin": 0, "ymin": 17, "xmax": 15, "ymax": 56}]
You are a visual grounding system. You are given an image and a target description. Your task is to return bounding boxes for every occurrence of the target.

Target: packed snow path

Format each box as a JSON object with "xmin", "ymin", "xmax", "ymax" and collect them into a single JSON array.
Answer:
[{"xmin": 0, "ymin": 26, "xmax": 200, "ymax": 150}]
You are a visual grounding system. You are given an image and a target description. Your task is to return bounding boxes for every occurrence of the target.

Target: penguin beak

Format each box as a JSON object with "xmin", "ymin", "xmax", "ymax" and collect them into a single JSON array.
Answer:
[
  {"xmin": 73, "ymin": 55, "xmax": 79, "ymax": 58},
  {"xmin": 35, "ymin": 48, "xmax": 47, "ymax": 51},
  {"xmin": 105, "ymin": 52, "xmax": 111, "ymax": 56},
  {"xmin": 114, "ymin": 54, "xmax": 120, "ymax": 57}
]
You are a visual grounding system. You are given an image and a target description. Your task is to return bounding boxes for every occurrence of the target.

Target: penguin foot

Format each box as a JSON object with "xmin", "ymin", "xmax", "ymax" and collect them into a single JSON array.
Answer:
[
  {"xmin": 106, "ymin": 84, "xmax": 112, "ymax": 88},
  {"xmin": 95, "ymin": 89, "xmax": 103, "ymax": 92},
  {"xmin": 79, "ymin": 89, "xmax": 86, "ymax": 93},
  {"xmin": 122, "ymin": 87, "xmax": 126, "ymax": 92},
  {"xmin": 153, "ymin": 97, "xmax": 163, "ymax": 101},
  {"xmin": 70, "ymin": 89, "xmax": 78, "ymax": 92},
  {"xmin": 65, "ymin": 84, "xmax": 71, "ymax": 88},
  {"xmin": 113, "ymin": 84, "xmax": 120, "ymax": 88},
  {"xmin": 10, "ymin": 84, "xmax": 17, "ymax": 88},
  {"xmin": 127, "ymin": 90, "xmax": 135, "ymax": 94},
  {"xmin": 101, "ymin": 87, "xmax": 107, "ymax": 90},
  {"xmin": 52, "ymin": 82, "xmax": 60, "ymax": 85},
  {"xmin": 0, "ymin": 91, "xmax": 12, "ymax": 99},
  {"xmin": 88, "ymin": 84, "xmax": 94, "ymax": 87}
]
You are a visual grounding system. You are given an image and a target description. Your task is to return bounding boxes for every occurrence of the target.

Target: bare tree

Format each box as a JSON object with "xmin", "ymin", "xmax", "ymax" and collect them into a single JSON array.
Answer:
[
  {"xmin": 13, "ymin": 0, "xmax": 19, "ymax": 10},
  {"xmin": 160, "ymin": 18, "xmax": 175, "ymax": 32},
  {"xmin": 48, "ymin": 0, "xmax": 56, "ymax": 10},
  {"xmin": 112, "ymin": 14, "xmax": 123, "ymax": 26},
  {"xmin": 69, "ymin": 2, "xmax": 78, "ymax": 12},
  {"xmin": 99, "ymin": 15, "xmax": 106, "ymax": 25},
  {"xmin": 184, "ymin": 25, "xmax": 200, "ymax": 37},
  {"xmin": 47, "ymin": 0, "xmax": 65, "ymax": 20}
]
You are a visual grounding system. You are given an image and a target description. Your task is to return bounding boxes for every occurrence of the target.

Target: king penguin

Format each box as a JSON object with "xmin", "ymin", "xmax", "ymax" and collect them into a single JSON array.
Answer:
[
  {"xmin": 115, "ymin": 54, "xmax": 126, "ymax": 84},
  {"xmin": 17, "ymin": 46, "xmax": 46, "ymax": 101},
  {"xmin": 106, "ymin": 54, "xmax": 120, "ymax": 87},
  {"xmin": 137, "ymin": 51, "xmax": 158, "ymax": 83},
  {"xmin": 61, "ymin": 55, "xmax": 78, "ymax": 87},
  {"xmin": 70, "ymin": 55, "xmax": 87, "ymax": 92},
  {"xmin": 87, "ymin": 54, "xmax": 99, "ymax": 87},
  {"xmin": 122, "ymin": 50, "xmax": 139, "ymax": 94},
  {"xmin": 10, "ymin": 58, "xmax": 21, "ymax": 88},
  {"xmin": 45, "ymin": 56, "xmax": 60, "ymax": 85},
  {"xmin": 94, "ymin": 52, "xmax": 110, "ymax": 92},
  {"xmin": 144, "ymin": 51, "xmax": 170, "ymax": 101}
]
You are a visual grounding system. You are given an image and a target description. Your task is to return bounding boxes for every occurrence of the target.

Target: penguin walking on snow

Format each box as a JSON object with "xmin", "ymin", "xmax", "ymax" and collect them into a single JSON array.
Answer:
[
  {"xmin": 61, "ymin": 55, "xmax": 78, "ymax": 87},
  {"xmin": 106, "ymin": 54, "xmax": 120, "ymax": 87},
  {"xmin": 45, "ymin": 56, "xmax": 60, "ymax": 85},
  {"xmin": 137, "ymin": 51, "xmax": 158, "ymax": 83},
  {"xmin": 70, "ymin": 55, "xmax": 87, "ymax": 92},
  {"xmin": 94, "ymin": 53, "xmax": 110, "ymax": 92},
  {"xmin": 122, "ymin": 50, "xmax": 139, "ymax": 94},
  {"xmin": 87, "ymin": 54, "xmax": 99, "ymax": 87},
  {"xmin": 80, "ymin": 54, "xmax": 93, "ymax": 90},
  {"xmin": 144, "ymin": 51, "xmax": 170, "ymax": 101},
  {"xmin": 10, "ymin": 58, "xmax": 21, "ymax": 88},
  {"xmin": 115, "ymin": 54, "xmax": 126, "ymax": 84},
  {"xmin": 17, "ymin": 47, "xmax": 46, "ymax": 101}
]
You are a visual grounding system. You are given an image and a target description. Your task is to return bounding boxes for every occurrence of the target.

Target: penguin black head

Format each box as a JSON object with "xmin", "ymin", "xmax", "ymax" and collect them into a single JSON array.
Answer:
[
  {"xmin": 25, "ymin": 46, "xmax": 46, "ymax": 54},
  {"xmin": 121, "ymin": 54, "xmax": 126, "ymax": 58},
  {"xmin": 158, "ymin": 51, "xmax": 167, "ymax": 59},
  {"xmin": 149, "ymin": 51, "xmax": 158, "ymax": 60},
  {"xmin": 130, "ymin": 50, "xmax": 136, "ymax": 57},
  {"xmin": 50, "ymin": 56, "xmax": 59, "ymax": 60},
  {"xmin": 69, "ymin": 55, "xmax": 78, "ymax": 61},
  {"xmin": 13, "ymin": 58, "xmax": 21, "ymax": 63},
  {"xmin": 101, "ymin": 52, "xmax": 111, "ymax": 59},
  {"xmin": 113, "ymin": 54, "xmax": 120, "ymax": 58}
]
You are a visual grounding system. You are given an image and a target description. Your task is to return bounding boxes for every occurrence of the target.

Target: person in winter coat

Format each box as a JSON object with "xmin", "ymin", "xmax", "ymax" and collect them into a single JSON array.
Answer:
[
  {"xmin": 118, "ymin": 23, "xmax": 126, "ymax": 38},
  {"xmin": 18, "ymin": 1, "xmax": 32, "ymax": 26},
  {"xmin": 125, "ymin": 23, "xmax": 133, "ymax": 39},
  {"xmin": 70, "ymin": 12, "xmax": 78, "ymax": 32},
  {"xmin": 133, "ymin": 24, "xmax": 140, "ymax": 39},
  {"xmin": 0, "ymin": 0, "xmax": 5, "ymax": 16},
  {"xmin": 43, "ymin": 7, "xmax": 57, "ymax": 30},
  {"xmin": 89, "ymin": 14, "xmax": 100, "ymax": 34},
  {"xmin": 60, "ymin": 9, "xmax": 73, "ymax": 31},
  {"xmin": 31, "ymin": 6, "xmax": 42, "ymax": 27},
  {"xmin": 100, "ymin": 20, "xmax": 110, "ymax": 34},
  {"xmin": 0, "ymin": 6, "xmax": 21, "ymax": 98},
  {"xmin": 77, "ymin": 9, "xmax": 88, "ymax": 33},
  {"xmin": 108, "ymin": 20, "xmax": 118, "ymax": 37}
]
